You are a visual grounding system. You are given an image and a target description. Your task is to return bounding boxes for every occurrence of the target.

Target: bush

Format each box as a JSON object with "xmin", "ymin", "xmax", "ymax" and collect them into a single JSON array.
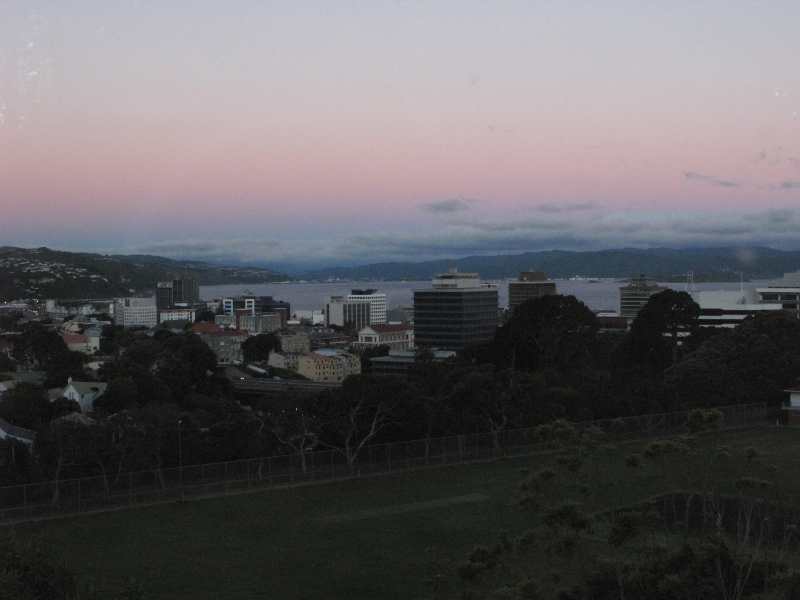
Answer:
[
  {"xmin": 607, "ymin": 513, "xmax": 639, "ymax": 547},
  {"xmin": 688, "ymin": 408, "xmax": 724, "ymax": 433},
  {"xmin": 515, "ymin": 529, "xmax": 538, "ymax": 551},
  {"xmin": 543, "ymin": 503, "xmax": 590, "ymax": 532},
  {"xmin": 0, "ymin": 535, "xmax": 78, "ymax": 600},
  {"xmin": 458, "ymin": 561, "xmax": 485, "ymax": 581},
  {"xmin": 517, "ymin": 578, "xmax": 541, "ymax": 599},
  {"xmin": 625, "ymin": 453, "xmax": 642, "ymax": 468}
]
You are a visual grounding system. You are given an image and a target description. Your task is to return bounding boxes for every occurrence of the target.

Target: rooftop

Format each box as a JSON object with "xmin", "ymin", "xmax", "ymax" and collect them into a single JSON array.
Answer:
[{"xmin": 0, "ymin": 416, "xmax": 37, "ymax": 443}]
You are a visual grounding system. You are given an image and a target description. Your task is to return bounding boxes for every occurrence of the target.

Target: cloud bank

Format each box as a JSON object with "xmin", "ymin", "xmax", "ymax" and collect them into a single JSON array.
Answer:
[
  {"xmin": 683, "ymin": 171, "xmax": 740, "ymax": 188},
  {"xmin": 418, "ymin": 198, "xmax": 477, "ymax": 214},
  {"xmin": 119, "ymin": 207, "xmax": 800, "ymax": 268}
]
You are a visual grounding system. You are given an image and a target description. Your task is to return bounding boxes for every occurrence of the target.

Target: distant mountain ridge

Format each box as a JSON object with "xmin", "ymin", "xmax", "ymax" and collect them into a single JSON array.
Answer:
[
  {"xmin": 0, "ymin": 246, "xmax": 289, "ymax": 300},
  {"xmin": 301, "ymin": 247, "xmax": 800, "ymax": 282}
]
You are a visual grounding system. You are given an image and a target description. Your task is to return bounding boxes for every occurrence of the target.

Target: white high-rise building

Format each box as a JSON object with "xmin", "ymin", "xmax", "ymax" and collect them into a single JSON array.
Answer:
[
  {"xmin": 114, "ymin": 297, "xmax": 158, "ymax": 328},
  {"xmin": 347, "ymin": 289, "xmax": 387, "ymax": 325}
]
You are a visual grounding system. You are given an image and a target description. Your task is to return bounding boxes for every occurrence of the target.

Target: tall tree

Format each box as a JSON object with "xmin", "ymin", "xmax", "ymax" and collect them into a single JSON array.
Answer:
[
  {"xmin": 242, "ymin": 333, "xmax": 280, "ymax": 363},
  {"xmin": 495, "ymin": 294, "xmax": 598, "ymax": 373},
  {"xmin": 317, "ymin": 375, "xmax": 404, "ymax": 471}
]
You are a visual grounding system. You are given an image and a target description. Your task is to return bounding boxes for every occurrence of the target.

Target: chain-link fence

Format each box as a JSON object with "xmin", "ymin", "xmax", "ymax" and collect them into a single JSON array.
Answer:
[{"xmin": 0, "ymin": 403, "xmax": 770, "ymax": 524}]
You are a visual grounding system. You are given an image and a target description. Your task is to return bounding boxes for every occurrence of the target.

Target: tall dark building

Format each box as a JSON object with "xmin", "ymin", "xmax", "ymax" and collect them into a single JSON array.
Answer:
[
  {"xmin": 413, "ymin": 270, "xmax": 498, "ymax": 351},
  {"xmin": 172, "ymin": 277, "xmax": 200, "ymax": 305},
  {"xmin": 156, "ymin": 282, "xmax": 174, "ymax": 309},
  {"xmin": 508, "ymin": 271, "xmax": 557, "ymax": 313}
]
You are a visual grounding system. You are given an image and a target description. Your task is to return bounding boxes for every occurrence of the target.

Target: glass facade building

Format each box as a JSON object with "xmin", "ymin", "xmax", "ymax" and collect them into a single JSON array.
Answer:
[{"xmin": 414, "ymin": 272, "xmax": 498, "ymax": 351}]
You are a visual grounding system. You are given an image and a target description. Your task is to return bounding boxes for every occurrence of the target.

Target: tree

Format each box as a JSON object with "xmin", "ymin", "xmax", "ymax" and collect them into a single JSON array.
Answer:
[
  {"xmin": 450, "ymin": 367, "xmax": 538, "ymax": 452},
  {"xmin": 495, "ymin": 295, "xmax": 598, "ymax": 373},
  {"xmin": 358, "ymin": 344, "xmax": 390, "ymax": 372},
  {"xmin": 0, "ymin": 383, "xmax": 50, "ymax": 429},
  {"xmin": 318, "ymin": 375, "xmax": 404, "ymax": 471},
  {"xmin": 195, "ymin": 309, "xmax": 216, "ymax": 323},
  {"xmin": 241, "ymin": 333, "xmax": 280, "ymax": 363},
  {"xmin": 12, "ymin": 323, "xmax": 67, "ymax": 368},
  {"xmin": 0, "ymin": 352, "xmax": 16, "ymax": 372},
  {"xmin": 96, "ymin": 377, "xmax": 141, "ymax": 413},
  {"xmin": 269, "ymin": 394, "xmax": 320, "ymax": 473},
  {"xmin": 664, "ymin": 312, "xmax": 800, "ymax": 409},
  {"xmin": 619, "ymin": 290, "xmax": 700, "ymax": 371},
  {"xmin": 0, "ymin": 535, "xmax": 78, "ymax": 599}
]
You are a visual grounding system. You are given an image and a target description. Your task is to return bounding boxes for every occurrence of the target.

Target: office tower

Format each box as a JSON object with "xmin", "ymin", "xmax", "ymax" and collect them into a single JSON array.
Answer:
[{"xmin": 413, "ymin": 270, "xmax": 498, "ymax": 351}]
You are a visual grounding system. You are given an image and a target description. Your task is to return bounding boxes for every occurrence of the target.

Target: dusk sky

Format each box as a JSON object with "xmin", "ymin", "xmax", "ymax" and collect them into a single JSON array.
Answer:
[{"xmin": 2, "ymin": 1, "xmax": 800, "ymax": 268}]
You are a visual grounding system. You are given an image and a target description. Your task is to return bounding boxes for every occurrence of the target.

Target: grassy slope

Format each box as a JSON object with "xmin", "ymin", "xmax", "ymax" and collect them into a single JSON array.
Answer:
[{"xmin": 14, "ymin": 427, "xmax": 800, "ymax": 600}]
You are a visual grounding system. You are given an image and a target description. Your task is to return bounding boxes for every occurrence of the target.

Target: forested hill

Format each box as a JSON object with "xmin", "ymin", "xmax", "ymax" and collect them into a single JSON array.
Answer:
[
  {"xmin": 0, "ymin": 247, "xmax": 289, "ymax": 300},
  {"xmin": 303, "ymin": 247, "xmax": 800, "ymax": 281}
]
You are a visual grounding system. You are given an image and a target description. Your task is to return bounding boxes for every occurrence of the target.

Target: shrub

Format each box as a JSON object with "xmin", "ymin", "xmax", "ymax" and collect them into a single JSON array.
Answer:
[
  {"xmin": 515, "ymin": 529, "xmax": 538, "ymax": 551},
  {"xmin": 544, "ymin": 503, "xmax": 590, "ymax": 532},
  {"xmin": 608, "ymin": 513, "xmax": 639, "ymax": 547},
  {"xmin": 517, "ymin": 578, "xmax": 541, "ymax": 599},
  {"xmin": 458, "ymin": 561, "xmax": 484, "ymax": 581},
  {"xmin": 625, "ymin": 453, "xmax": 642, "ymax": 468}
]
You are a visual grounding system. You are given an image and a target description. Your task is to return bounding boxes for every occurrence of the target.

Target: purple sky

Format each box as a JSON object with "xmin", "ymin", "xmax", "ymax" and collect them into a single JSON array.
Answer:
[{"xmin": 1, "ymin": 1, "xmax": 800, "ymax": 267}]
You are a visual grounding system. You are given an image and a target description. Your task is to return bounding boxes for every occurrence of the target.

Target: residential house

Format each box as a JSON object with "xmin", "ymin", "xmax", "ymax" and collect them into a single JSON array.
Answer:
[
  {"xmin": 62, "ymin": 377, "xmax": 108, "ymax": 412},
  {"xmin": 63, "ymin": 333, "xmax": 90, "ymax": 353}
]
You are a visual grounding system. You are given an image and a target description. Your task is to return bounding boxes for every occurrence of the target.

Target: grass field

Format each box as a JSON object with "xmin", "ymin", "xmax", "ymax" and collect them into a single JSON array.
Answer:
[{"xmin": 11, "ymin": 426, "xmax": 800, "ymax": 599}]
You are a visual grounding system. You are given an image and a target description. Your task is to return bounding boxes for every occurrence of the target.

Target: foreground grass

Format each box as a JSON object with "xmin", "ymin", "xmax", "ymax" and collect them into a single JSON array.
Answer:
[{"xmin": 12, "ymin": 426, "xmax": 800, "ymax": 599}]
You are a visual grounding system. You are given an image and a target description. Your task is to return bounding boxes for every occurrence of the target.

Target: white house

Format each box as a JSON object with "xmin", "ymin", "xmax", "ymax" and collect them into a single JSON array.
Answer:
[{"xmin": 62, "ymin": 377, "xmax": 108, "ymax": 412}]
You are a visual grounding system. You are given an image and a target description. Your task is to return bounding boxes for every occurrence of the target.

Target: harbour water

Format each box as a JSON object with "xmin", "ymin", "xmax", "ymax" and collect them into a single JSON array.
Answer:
[{"xmin": 201, "ymin": 279, "xmax": 763, "ymax": 313}]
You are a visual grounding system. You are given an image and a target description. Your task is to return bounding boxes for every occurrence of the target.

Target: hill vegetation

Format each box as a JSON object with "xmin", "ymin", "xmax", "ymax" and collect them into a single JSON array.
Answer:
[
  {"xmin": 0, "ymin": 246, "xmax": 289, "ymax": 300},
  {"xmin": 302, "ymin": 246, "xmax": 800, "ymax": 281}
]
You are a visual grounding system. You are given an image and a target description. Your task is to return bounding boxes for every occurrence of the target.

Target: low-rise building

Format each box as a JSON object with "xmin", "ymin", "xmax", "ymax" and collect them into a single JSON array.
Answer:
[
  {"xmin": 215, "ymin": 314, "xmax": 235, "ymax": 328},
  {"xmin": 370, "ymin": 350, "xmax": 456, "ymax": 377},
  {"xmin": 296, "ymin": 349, "xmax": 361, "ymax": 383},
  {"xmin": 62, "ymin": 377, "xmax": 107, "ymax": 413},
  {"xmin": 267, "ymin": 351, "xmax": 301, "ymax": 372},
  {"xmin": 757, "ymin": 272, "xmax": 800, "ymax": 318},
  {"xmin": 159, "ymin": 307, "xmax": 197, "ymax": 324},
  {"xmin": 279, "ymin": 332, "xmax": 311, "ymax": 354},
  {"xmin": 63, "ymin": 333, "xmax": 90, "ymax": 353},
  {"xmin": 355, "ymin": 324, "xmax": 414, "ymax": 352},
  {"xmin": 239, "ymin": 313, "xmax": 281, "ymax": 335},
  {"xmin": 691, "ymin": 289, "xmax": 783, "ymax": 328},
  {"xmin": 192, "ymin": 322, "xmax": 248, "ymax": 364}
]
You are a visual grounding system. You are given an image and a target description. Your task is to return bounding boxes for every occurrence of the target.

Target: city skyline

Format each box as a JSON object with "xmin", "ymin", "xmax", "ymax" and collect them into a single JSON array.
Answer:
[{"xmin": 2, "ymin": 1, "xmax": 800, "ymax": 267}]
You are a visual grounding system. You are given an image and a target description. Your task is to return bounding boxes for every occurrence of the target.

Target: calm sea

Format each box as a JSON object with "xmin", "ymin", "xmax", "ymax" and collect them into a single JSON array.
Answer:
[{"xmin": 201, "ymin": 279, "xmax": 763, "ymax": 313}]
